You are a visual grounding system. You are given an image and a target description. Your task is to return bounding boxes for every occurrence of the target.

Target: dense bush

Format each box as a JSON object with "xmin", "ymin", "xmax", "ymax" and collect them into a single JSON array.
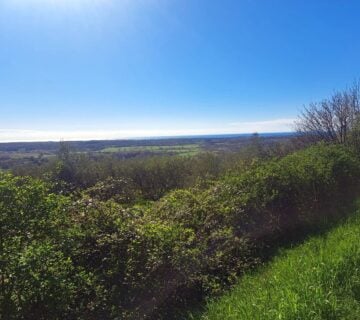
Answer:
[
  {"xmin": 0, "ymin": 175, "xmax": 84, "ymax": 318},
  {"xmin": 1, "ymin": 143, "xmax": 360, "ymax": 319},
  {"xmin": 11, "ymin": 148, "xmax": 260, "ymax": 202},
  {"xmin": 84, "ymin": 177, "xmax": 139, "ymax": 204}
]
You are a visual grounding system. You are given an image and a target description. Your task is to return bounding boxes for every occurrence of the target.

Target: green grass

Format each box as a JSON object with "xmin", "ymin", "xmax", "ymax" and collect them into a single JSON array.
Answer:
[
  {"xmin": 193, "ymin": 207, "xmax": 360, "ymax": 320},
  {"xmin": 100, "ymin": 144, "xmax": 201, "ymax": 156}
]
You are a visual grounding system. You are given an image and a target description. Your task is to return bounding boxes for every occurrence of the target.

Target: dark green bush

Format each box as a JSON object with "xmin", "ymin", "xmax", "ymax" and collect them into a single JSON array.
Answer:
[{"xmin": 84, "ymin": 177, "xmax": 139, "ymax": 204}]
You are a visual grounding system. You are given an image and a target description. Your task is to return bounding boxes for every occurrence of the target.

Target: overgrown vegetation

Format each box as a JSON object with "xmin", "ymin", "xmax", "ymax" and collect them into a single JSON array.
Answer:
[{"xmin": 1, "ymin": 143, "xmax": 360, "ymax": 319}]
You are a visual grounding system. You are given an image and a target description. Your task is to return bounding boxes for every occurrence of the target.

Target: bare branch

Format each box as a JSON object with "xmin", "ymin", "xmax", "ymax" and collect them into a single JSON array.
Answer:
[{"xmin": 296, "ymin": 82, "xmax": 360, "ymax": 145}]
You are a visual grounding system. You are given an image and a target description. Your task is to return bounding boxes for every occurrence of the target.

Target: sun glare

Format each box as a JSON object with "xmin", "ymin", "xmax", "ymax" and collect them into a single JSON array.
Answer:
[{"xmin": 5, "ymin": 0, "xmax": 112, "ymax": 10}]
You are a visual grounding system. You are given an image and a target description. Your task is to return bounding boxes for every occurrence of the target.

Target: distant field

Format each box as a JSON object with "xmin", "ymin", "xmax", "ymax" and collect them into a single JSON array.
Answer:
[{"xmin": 100, "ymin": 144, "xmax": 201, "ymax": 156}]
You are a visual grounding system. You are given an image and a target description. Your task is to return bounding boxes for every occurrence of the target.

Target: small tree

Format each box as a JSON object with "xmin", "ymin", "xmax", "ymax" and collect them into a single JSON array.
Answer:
[
  {"xmin": 52, "ymin": 141, "xmax": 77, "ymax": 191},
  {"xmin": 296, "ymin": 82, "xmax": 360, "ymax": 144}
]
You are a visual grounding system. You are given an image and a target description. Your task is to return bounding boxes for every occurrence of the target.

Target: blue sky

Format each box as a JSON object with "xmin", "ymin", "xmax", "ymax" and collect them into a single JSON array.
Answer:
[{"xmin": 1, "ymin": 0, "xmax": 360, "ymax": 141}]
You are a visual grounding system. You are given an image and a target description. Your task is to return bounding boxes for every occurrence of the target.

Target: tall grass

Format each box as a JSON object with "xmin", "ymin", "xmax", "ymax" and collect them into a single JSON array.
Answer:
[{"xmin": 195, "ymin": 206, "xmax": 360, "ymax": 320}]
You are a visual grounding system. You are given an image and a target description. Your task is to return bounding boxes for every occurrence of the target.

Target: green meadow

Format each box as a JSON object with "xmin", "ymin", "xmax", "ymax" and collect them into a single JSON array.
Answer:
[{"xmin": 100, "ymin": 144, "xmax": 201, "ymax": 156}]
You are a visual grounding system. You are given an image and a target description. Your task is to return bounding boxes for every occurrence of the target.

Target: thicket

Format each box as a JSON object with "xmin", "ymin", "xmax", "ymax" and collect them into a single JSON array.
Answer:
[
  {"xmin": 12, "ymin": 138, "xmax": 286, "ymax": 202},
  {"xmin": 11, "ymin": 152, "xmax": 214, "ymax": 198},
  {"xmin": 1, "ymin": 143, "xmax": 360, "ymax": 319}
]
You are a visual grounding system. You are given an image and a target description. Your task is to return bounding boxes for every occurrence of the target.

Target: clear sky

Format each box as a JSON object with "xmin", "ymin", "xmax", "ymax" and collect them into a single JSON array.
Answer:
[{"xmin": 1, "ymin": 0, "xmax": 360, "ymax": 141}]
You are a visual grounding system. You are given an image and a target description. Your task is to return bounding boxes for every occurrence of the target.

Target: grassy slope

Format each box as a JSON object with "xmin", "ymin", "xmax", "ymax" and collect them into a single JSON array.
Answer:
[{"xmin": 194, "ymin": 206, "xmax": 360, "ymax": 320}]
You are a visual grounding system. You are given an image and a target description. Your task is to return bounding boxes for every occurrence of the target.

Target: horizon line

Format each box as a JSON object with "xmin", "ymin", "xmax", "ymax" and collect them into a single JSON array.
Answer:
[{"xmin": 0, "ymin": 130, "xmax": 295, "ymax": 144}]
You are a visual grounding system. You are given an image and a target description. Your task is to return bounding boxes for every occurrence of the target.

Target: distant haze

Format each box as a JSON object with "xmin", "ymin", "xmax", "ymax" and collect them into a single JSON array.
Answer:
[{"xmin": 0, "ymin": 118, "xmax": 295, "ymax": 142}]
